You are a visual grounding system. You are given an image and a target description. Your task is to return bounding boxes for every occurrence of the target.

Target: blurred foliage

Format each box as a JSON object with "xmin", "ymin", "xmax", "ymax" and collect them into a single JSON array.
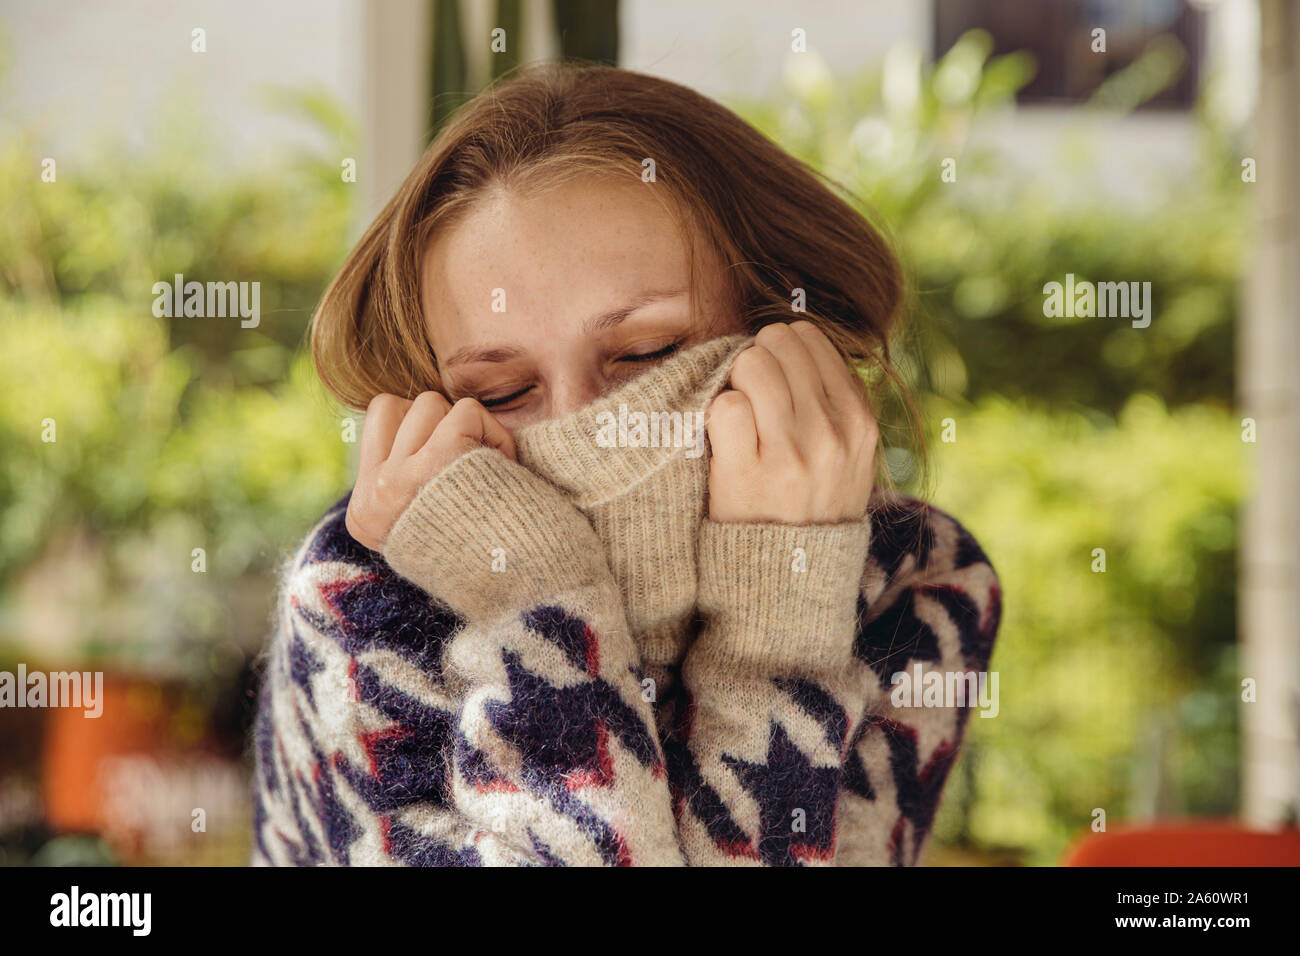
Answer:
[
  {"xmin": 0, "ymin": 29, "xmax": 1251, "ymax": 863},
  {"xmin": 0, "ymin": 87, "xmax": 356, "ymax": 675},
  {"xmin": 922, "ymin": 394, "xmax": 1244, "ymax": 864},
  {"xmin": 28, "ymin": 833, "xmax": 119, "ymax": 867},
  {"xmin": 735, "ymin": 29, "xmax": 1245, "ymax": 417}
]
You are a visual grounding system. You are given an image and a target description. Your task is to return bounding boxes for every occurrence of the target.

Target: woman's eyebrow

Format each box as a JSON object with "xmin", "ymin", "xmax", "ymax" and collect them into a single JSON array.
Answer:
[
  {"xmin": 442, "ymin": 289, "xmax": 689, "ymax": 368},
  {"xmin": 442, "ymin": 344, "xmax": 526, "ymax": 368},
  {"xmin": 583, "ymin": 288, "xmax": 687, "ymax": 333}
]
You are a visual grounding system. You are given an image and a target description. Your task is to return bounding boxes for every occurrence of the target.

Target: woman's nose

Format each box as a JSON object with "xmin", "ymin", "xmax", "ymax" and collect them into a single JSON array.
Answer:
[{"xmin": 547, "ymin": 372, "xmax": 606, "ymax": 419}]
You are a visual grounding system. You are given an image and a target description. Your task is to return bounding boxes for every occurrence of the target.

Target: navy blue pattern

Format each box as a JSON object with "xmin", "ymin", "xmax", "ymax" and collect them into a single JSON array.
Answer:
[{"xmin": 251, "ymin": 489, "xmax": 1001, "ymax": 866}]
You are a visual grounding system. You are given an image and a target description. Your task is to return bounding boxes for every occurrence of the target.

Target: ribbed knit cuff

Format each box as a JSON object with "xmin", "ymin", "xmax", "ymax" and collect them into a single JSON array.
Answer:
[
  {"xmin": 692, "ymin": 514, "xmax": 872, "ymax": 675},
  {"xmin": 381, "ymin": 447, "xmax": 611, "ymax": 621}
]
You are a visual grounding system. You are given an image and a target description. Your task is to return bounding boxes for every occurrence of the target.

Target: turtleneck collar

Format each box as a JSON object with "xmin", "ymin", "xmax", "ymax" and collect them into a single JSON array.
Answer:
[{"xmin": 513, "ymin": 333, "xmax": 753, "ymax": 507}]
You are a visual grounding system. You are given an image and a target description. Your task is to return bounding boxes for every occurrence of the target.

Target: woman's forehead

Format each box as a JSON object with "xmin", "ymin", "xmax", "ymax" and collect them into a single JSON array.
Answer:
[{"xmin": 421, "ymin": 178, "xmax": 700, "ymax": 341}]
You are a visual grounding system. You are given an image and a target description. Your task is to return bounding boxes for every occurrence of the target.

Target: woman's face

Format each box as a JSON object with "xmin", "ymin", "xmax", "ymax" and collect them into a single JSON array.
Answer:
[{"xmin": 420, "ymin": 174, "xmax": 742, "ymax": 428}]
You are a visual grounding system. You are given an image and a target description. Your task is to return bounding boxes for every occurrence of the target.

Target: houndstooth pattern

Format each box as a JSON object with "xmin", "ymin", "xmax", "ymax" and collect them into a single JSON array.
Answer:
[{"xmin": 251, "ymin": 491, "xmax": 1000, "ymax": 866}]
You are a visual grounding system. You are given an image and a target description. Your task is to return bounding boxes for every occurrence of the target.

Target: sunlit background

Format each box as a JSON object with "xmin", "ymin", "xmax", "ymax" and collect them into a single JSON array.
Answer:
[{"xmin": 1, "ymin": 0, "xmax": 1294, "ymax": 866}]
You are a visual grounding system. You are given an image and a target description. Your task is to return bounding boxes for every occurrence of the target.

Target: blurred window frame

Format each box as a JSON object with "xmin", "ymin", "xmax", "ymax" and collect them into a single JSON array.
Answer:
[{"xmin": 933, "ymin": 0, "xmax": 1206, "ymax": 109}]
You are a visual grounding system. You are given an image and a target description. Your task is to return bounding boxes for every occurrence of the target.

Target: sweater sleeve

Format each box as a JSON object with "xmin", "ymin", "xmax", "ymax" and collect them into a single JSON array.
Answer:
[
  {"xmin": 666, "ymin": 498, "xmax": 1001, "ymax": 866},
  {"xmin": 663, "ymin": 515, "xmax": 874, "ymax": 865},
  {"xmin": 250, "ymin": 496, "xmax": 483, "ymax": 866},
  {"xmin": 376, "ymin": 447, "xmax": 686, "ymax": 865},
  {"xmin": 254, "ymin": 449, "xmax": 686, "ymax": 866}
]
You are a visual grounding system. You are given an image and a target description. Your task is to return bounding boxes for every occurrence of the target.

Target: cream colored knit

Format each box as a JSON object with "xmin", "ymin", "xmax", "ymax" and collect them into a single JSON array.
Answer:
[
  {"xmin": 256, "ymin": 333, "xmax": 1001, "ymax": 866},
  {"xmin": 517, "ymin": 334, "xmax": 782, "ymax": 685},
  {"xmin": 384, "ymin": 332, "xmax": 875, "ymax": 685},
  {"xmin": 381, "ymin": 334, "xmax": 878, "ymax": 864}
]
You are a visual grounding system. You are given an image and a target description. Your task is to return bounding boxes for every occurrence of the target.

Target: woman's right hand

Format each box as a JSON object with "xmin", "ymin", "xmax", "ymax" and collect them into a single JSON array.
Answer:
[{"xmin": 345, "ymin": 392, "xmax": 516, "ymax": 552}]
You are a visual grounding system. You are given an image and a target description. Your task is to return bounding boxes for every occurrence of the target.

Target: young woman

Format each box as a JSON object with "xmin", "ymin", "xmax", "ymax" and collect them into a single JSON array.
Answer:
[{"xmin": 251, "ymin": 62, "xmax": 1001, "ymax": 867}]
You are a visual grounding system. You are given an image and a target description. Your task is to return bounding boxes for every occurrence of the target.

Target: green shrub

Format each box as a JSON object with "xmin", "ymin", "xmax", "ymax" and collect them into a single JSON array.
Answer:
[{"xmin": 924, "ymin": 394, "xmax": 1245, "ymax": 864}]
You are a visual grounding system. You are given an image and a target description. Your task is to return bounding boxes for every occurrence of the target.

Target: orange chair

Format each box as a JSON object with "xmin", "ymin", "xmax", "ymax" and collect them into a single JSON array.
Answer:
[{"xmin": 1063, "ymin": 820, "xmax": 1300, "ymax": 866}]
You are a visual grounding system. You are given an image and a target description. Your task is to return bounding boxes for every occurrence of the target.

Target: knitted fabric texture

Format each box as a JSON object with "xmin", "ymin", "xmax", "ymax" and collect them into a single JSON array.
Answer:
[{"xmin": 250, "ymin": 335, "xmax": 1002, "ymax": 866}]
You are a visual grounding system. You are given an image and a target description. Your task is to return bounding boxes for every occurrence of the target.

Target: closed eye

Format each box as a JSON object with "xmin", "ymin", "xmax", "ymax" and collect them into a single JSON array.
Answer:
[
  {"xmin": 479, "ymin": 386, "xmax": 532, "ymax": 408},
  {"xmin": 619, "ymin": 341, "xmax": 681, "ymax": 363},
  {"xmin": 471, "ymin": 341, "xmax": 682, "ymax": 408}
]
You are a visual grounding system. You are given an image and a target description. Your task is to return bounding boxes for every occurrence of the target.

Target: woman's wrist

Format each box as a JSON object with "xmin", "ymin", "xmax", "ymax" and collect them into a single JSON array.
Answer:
[
  {"xmin": 382, "ymin": 447, "xmax": 611, "ymax": 620},
  {"xmin": 691, "ymin": 513, "xmax": 872, "ymax": 675}
]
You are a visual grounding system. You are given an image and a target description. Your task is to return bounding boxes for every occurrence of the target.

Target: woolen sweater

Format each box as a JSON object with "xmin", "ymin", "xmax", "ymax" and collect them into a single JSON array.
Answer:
[{"xmin": 250, "ymin": 333, "xmax": 1002, "ymax": 866}]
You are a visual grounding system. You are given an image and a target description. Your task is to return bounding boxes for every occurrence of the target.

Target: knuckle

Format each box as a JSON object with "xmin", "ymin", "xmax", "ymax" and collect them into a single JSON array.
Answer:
[
  {"xmin": 445, "ymin": 396, "xmax": 485, "ymax": 422},
  {"xmin": 731, "ymin": 346, "xmax": 767, "ymax": 377},
  {"xmin": 410, "ymin": 390, "xmax": 448, "ymax": 410},
  {"xmin": 756, "ymin": 321, "xmax": 791, "ymax": 343},
  {"xmin": 366, "ymin": 392, "xmax": 400, "ymax": 414},
  {"xmin": 710, "ymin": 390, "xmax": 745, "ymax": 413}
]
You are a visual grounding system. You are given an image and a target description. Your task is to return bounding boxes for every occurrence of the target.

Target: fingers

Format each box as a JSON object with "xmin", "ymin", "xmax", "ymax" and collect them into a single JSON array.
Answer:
[
  {"xmin": 389, "ymin": 391, "xmax": 452, "ymax": 460},
  {"xmin": 360, "ymin": 393, "xmax": 413, "ymax": 472},
  {"xmin": 422, "ymin": 397, "xmax": 517, "ymax": 462},
  {"xmin": 464, "ymin": 399, "xmax": 517, "ymax": 461},
  {"xmin": 789, "ymin": 321, "xmax": 874, "ymax": 435},
  {"xmin": 727, "ymin": 343, "xmax": 793, "ymax": 450},
  {"xmin": 754, "ymin": 322, "xmax": 831, "ymax": 423},
  {"xmin": 706, "ymin": 389, "xmax": 758, "ymax": 463}
]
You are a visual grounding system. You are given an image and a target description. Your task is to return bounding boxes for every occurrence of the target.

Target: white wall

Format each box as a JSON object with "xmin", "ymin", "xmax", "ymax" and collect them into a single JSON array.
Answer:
[
  {"xmin": 622, "ymin": 0, "xmax": 929, "ymax": 100},
  {"xmin": 1, "ymin": 0, "xmax": 363, "ymax": 163}
]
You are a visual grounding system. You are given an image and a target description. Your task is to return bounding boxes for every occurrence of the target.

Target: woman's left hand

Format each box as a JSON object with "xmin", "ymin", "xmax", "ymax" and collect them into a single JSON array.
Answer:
[{"xmin": 706, "ymin": 321, "xmax": 878, "ymax": 524}]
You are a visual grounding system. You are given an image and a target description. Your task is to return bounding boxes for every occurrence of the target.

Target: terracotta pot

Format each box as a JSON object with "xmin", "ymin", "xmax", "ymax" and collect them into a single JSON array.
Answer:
[{"xmin": 40, "ymin": 673, "xmax": 175, "ymax": 834}]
